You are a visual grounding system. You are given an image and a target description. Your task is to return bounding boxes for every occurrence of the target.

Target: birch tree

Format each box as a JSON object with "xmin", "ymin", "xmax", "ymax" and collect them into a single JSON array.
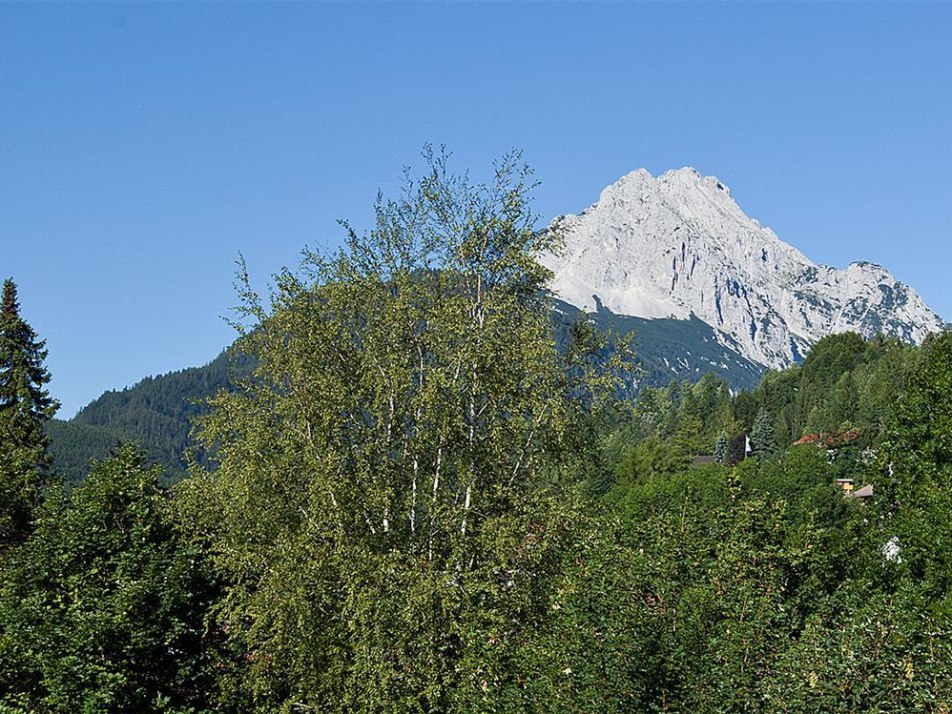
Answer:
[{"xmin": 186, "ymin": 149, "xmax": 617, "ymax": 712}]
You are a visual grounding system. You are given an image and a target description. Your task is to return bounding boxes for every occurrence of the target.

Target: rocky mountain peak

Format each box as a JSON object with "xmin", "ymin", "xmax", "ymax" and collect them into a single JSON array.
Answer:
[{"xmin": 542, "ymin": 169, "xmax": 944, "ymax": 370}]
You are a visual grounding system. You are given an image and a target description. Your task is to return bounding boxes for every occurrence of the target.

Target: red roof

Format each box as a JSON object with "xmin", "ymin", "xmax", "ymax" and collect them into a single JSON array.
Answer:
[{"xmin": 793, "ymin": 429, "xmax": 861, "ymax": 448}]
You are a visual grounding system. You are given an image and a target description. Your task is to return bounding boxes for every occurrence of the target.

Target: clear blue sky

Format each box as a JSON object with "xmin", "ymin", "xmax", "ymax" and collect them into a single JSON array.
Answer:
[{"xmin": 2, "ymin": 2, "xmax": 950, "ymax": 417}]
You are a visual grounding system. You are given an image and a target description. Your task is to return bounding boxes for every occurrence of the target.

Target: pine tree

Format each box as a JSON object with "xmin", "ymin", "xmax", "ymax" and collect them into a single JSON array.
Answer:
[{"xmin": 0, "ymin": 279, "xmax": 59, "ymax": 545}]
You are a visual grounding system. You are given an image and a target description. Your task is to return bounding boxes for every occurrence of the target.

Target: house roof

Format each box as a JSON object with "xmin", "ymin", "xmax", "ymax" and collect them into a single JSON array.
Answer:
[{"xmin": 793, "ymin": 429, "xmax": 862, "ymax": 448}]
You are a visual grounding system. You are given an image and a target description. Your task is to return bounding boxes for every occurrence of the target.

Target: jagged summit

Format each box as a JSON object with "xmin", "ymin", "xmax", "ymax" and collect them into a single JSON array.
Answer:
[{"xmin": 542, "ymin": 168, "xmax": 944, "ymax": 370}]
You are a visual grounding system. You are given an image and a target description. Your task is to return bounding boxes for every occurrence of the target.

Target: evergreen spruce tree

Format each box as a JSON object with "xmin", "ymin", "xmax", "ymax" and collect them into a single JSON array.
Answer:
[
  {"xmin": 0, "ymin": 279, "xmax": 58, "ymax": 545},
  {"xmin": 750, "ymin": 407, "xmax": 777, "ymax": 458}
]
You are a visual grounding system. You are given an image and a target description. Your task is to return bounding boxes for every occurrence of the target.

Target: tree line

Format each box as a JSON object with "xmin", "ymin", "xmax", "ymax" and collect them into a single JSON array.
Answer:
[{"xmin": 2, "ymin": 151, "xmax": 952, "ymax": 712}]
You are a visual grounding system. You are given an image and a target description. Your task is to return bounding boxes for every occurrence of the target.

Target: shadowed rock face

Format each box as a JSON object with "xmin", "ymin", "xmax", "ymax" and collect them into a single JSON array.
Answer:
[{"xmin": 542, "ymin": 167, "xmax": 944, "ymax": 370}]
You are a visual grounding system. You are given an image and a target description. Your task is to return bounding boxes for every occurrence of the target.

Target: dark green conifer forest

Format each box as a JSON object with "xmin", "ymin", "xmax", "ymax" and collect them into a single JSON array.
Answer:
[{"xmin": 3, "ymin": 155, "xmax": 952, "ymax": 712}]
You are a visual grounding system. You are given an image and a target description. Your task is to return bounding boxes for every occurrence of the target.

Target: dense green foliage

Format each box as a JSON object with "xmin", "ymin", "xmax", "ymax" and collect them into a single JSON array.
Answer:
[
  {"xmin": 181, "ymin": 150, "xmax": 621, "ymax": 711},
  {"xmin": 2, "ymin": 156, "xmax": 952, "ymax": 711},
  {"xmin": 0, "ymin": 445, "xmax": 223, "ymax": 712},
  {"xmin": 603, "ymin": 330, "xmax": 920, "ymax": 492},
  {"xmin": 44, "ymin": 418, "xmax": 128, "ymax": 485},
  {"xmin": 743, "ymin": 332, "xmax": 920, "ymax": 449}
]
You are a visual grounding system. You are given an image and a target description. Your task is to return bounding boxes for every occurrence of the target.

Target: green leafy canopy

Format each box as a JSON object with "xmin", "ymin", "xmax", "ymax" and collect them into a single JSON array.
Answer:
[{"xmin": 184, "ymin": 147, "xmax": 623, "ymax": 711}]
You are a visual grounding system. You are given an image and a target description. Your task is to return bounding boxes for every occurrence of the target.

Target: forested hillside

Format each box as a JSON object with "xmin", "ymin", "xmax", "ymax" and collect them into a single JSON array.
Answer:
[
  {"xmin": 46, "ymin": 348, "xmax": 252, "ymax": 484},
  {"xmin": 3, "ymin": 155, "xmax": 952, "ymax": 711},
  {"xmin": 554, "ymin": 298, "xmax": 765, "ymax": 393},
  {"xmin": 600, "ymin": 330, "xmax": 922, "ymax": 491}
]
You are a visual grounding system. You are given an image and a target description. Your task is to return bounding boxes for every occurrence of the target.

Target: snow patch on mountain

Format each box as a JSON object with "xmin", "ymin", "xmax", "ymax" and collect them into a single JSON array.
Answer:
[{"xmin": 542, "ymin": 168, "xmax": 944, "ymax": 369}]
